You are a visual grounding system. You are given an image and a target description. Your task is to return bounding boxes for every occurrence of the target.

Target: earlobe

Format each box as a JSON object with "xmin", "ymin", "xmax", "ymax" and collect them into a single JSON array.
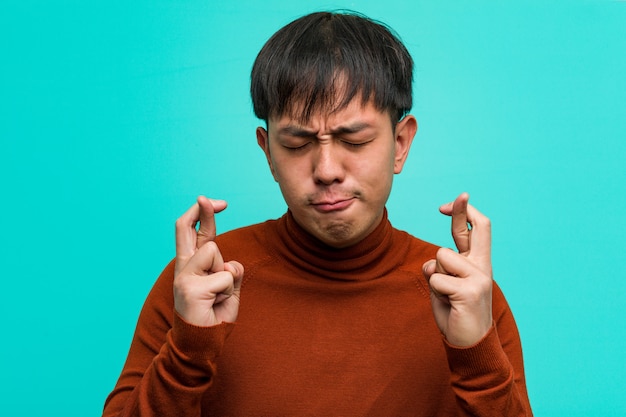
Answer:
[
  {"xmin": 256, "ymin": 126, "xmax": 278, "ymax": 181},
  {"xmin": 393, "ymin": 115, "xmax": 417, "ymax": 174}
]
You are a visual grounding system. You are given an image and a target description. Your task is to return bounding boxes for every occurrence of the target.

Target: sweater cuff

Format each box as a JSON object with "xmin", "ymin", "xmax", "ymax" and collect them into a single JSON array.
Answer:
[
  {"xmin": 443, "ymin": 323, "xmax": 512, "ymax": 380},
  {"xmin": 171, "ymin": 311, "xmax": 236, "ymax": 362}
]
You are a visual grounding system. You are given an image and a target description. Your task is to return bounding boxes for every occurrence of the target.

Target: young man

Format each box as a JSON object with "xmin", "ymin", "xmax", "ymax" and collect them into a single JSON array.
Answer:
[{"xmin": 103, "ymin": 11, "xmax": 532, "ymax": 416}]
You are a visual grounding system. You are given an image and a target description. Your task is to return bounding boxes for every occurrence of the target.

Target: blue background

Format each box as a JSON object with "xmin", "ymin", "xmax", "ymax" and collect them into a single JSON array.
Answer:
[{"xmin": 1, "ymin": 1, "xmax": 625, "ymax": 415}]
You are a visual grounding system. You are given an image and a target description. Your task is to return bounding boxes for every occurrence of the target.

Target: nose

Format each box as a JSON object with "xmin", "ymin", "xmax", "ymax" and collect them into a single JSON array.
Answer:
[{"xmin": 312, "ymin": 143, "xmax": 345, "ymax": 185}]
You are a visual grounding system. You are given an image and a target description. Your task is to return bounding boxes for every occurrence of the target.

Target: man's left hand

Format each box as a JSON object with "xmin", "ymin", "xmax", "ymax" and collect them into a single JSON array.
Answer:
[{"xmin": 422, "ymin": 193, "xmax": 493, "ymax": 347}]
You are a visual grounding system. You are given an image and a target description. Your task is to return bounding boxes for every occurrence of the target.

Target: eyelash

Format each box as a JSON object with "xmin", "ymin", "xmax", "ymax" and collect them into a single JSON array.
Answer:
[
  {"xmin": 284, "ymin": 143, "xmax": 311, "ymax": 152},
  {"xmin": 343, "ymin": 141, "xmax": 366, "ymax": 148},
  {"xmin": 284, "ymin": 139, "xmax": 372, "ymax": 151}
]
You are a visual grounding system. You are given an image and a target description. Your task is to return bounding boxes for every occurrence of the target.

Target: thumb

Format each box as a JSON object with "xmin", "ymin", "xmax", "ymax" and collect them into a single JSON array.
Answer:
[
  {"xmin": 224, "ymin": 261, "xmax": 244, "ymax": 291},
  {"xmin": 422, "ymin": 259, "xmax": 436, "ymax": 280}
]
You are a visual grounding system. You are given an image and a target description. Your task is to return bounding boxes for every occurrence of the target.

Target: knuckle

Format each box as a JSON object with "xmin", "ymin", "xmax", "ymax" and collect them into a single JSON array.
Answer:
[
  {"xmin": 204, "ymin": 240, "xmax": 219, "ymax": 254},
  {"xmin": 473, "ymin": 275, "xmax": 492, "ymax": 292},
  {"xmin": 464, "ymin": 283, "xmax": 487, "ymax": 302},
  {"xmin": 174, "ymin": 215, "xmax": 191, "ymax": 230},
  {"xmin": 197, "ymin": 240, "xmax": 216, "ymax": 253},
  {"xmin": 482, "ymin": 216, "xmax": 492, "ymax": 229},
  {"xmin": 474, "ymin": 214, "xmax": 491, "ymax": 229},
  {"xmin": 174, "ymin": 255, "xmax": 189, "ymax": 271},
  {"xmin": 452, "ymin": 226, "xmax": 468, "ymax": 236},
  {"xmin": 173, "ymin": 275, "xmax": 193, "ymax": 297}
]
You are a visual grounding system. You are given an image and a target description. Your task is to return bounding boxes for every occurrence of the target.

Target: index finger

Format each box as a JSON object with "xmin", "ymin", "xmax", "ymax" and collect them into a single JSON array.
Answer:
[{"xmin": 175, "ymin": 201, "xmax": 202, "ymax": 267}]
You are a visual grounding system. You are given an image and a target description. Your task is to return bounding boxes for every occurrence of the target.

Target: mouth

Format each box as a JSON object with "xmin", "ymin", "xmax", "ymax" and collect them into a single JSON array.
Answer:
[{"xmin": 311, "ymin": 198, "xmax": 355, "ymax": 213}]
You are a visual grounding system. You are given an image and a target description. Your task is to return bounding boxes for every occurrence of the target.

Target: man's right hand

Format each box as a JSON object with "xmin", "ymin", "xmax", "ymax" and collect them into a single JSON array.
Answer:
[{"xmin": 173, "ymin": 196, "xmax": 244, "ymax": 327}]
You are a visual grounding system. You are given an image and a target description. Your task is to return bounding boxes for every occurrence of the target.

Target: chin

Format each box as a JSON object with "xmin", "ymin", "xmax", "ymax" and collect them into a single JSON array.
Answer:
[{"xmin": 320, "ymin": 223, "xmax": 355, "ymax": 247}]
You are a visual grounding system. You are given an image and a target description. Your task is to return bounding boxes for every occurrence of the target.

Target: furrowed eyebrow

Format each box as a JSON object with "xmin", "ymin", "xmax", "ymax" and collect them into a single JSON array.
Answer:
[
  {"xmin": 277, "ymin": 122, "xmax": 372, "ymax": 137},
  {"xmin": 329, "ymin": 122, "xmax": 371, "ymax": 135},
  {"xmin": 277, "ymin": 126, "xmax": 317, "ymax": 138}
]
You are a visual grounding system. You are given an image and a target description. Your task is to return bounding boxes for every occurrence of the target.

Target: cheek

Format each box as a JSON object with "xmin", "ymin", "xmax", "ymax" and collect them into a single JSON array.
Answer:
[
  {"xmin": 355, "ymin": 151, "xmax": 396, "ymax": 200},
  {"xmin": 354, "ymin": 148, "xmax": 395, "ymax": 179},
  {"xmin": 271, "ymin": 157, "xmax": 308, "ymax": 197},
  {"xmin": 273, "ymin": 155, "xmax": 300, "ymax": 181}
]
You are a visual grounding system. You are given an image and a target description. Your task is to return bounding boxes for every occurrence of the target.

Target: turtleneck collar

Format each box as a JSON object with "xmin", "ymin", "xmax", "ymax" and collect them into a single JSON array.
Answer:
[{"xmin": 267, "ymin": 208, "xmax": 410, "ymax": 281}]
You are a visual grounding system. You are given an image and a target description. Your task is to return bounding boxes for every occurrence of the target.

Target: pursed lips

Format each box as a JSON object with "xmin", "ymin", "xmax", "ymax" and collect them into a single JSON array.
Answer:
[{"xmin": 310, "ymin": 197, "xmax": 356, "ymax": 213}]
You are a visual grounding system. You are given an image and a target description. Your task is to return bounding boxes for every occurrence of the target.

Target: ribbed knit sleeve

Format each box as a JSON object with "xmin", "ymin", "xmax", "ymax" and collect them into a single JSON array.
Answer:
[
  {"xmin": 443, "ymin": 283, "xmax": 533, "ymax": 416},
  {"xmin": 102, "ymin": 261, "xmax": 235, "ymax": 417}
]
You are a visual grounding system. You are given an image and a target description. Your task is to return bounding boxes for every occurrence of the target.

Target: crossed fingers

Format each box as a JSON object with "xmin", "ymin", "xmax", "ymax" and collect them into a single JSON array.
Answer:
[
  {"xmin": 422, "ymin": 193, "xmax": 494, "ymax": 346},
  {"xmin": 439, "ymin": 192, "xmax": 491, "ymax": 270},
  {"xmin": 175, "ymin": 196, "xmax": 228, "ymax": 276}
]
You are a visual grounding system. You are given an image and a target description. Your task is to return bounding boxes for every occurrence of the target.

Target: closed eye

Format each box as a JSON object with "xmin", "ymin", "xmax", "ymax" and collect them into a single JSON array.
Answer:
[
  {"xmin": 284, "ymin": 142, "xmax": 312, "ymax": 151},
  {"xmin": 341, "ymin": 139, "xmax": 373, "ymax": 148}
]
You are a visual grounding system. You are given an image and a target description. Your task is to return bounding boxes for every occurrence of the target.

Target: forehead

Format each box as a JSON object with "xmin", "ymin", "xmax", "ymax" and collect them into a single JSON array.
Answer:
[{"xmin": 269, "ymin": 97, "xmax": 392, "ymax": 131}]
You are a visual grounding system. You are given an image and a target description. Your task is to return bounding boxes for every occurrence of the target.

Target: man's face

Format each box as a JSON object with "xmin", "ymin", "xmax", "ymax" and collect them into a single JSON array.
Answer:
[{"xmin": 257, "ymin": 99, "xmax": 417, "ymax": 248}]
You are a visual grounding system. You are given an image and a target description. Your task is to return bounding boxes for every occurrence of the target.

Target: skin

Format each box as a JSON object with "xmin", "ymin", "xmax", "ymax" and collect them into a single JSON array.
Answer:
[
  {"xmin": 173, "ymin": 99, "xmax": 493, "ymax": 347},
  {"xmin": 173, "ymin": 196, "xmax": 244, "ymax": 327},
  {"xmin": 256, "ymin": 99, "xmax": 416, "ymax": 248},
  {"xmin": 423, "ymin": 192, "xmax": 494, "ymax": 347}
]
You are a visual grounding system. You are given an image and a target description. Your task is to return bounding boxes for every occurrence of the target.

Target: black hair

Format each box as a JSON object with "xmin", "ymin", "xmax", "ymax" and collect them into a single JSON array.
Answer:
[{"xmin": 250, "ymin": 11, "xmax": 413, "ymax": 124}]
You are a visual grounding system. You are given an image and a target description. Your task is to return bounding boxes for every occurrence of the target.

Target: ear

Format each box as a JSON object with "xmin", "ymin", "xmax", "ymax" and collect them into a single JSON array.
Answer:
[
  {"xmin": 393, "ymin": 115, "xmax": 417, "ymax": 174},
  {"xmin": 256, "ymin": 126, "xmax": 278, "ymax": 181}
]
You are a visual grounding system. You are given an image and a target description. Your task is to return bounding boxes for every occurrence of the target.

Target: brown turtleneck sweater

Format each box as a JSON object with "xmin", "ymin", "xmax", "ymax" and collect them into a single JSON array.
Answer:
[{"xmin": 103, "ymin": 211, "xmax": 532, "ymax": 416}]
